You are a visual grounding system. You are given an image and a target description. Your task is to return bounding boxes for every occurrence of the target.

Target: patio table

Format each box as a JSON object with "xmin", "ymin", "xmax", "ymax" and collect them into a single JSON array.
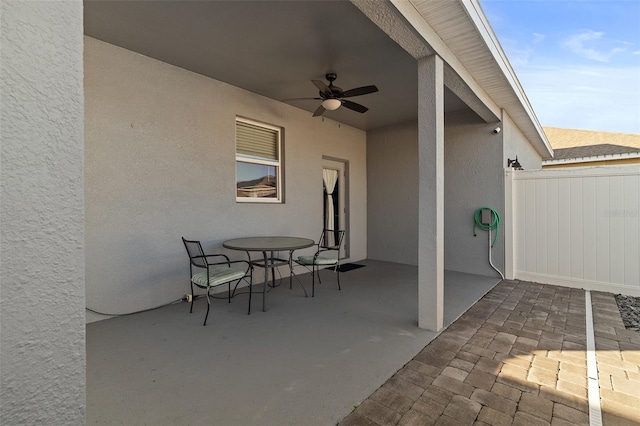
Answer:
[{"xmin": 223, "ymin": 236, "xmax": 314, "ymax": 311}]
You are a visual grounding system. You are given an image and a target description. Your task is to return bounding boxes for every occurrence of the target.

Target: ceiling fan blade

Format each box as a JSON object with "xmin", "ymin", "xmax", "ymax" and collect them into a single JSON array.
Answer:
[
  {"xmin": 281, "ymin": 97, "xmax": 323, "ymax": 102},
  {"xmin": 312, "ymin": 104, "xmax": 326, "ymax": 117},
  {"xmin": 312, "ymin": 79, "xmax": 331, "ymax": 94},
  {"xmin": 341, "ymin": 100, "xmax": 368, "ymax": 114},
  {"xmin": 343, "ymin": 85, "xmax": 379, "ymax": 98}
]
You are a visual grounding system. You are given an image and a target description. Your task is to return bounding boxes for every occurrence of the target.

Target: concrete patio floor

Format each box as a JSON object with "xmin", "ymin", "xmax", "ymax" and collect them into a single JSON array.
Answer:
[
  {"xmin": 341, "ymin": 280, "xmax": 640, "ymax": 426},
  {"xmin": 86, "ymin": 260, "xmax": 499, "ymax": 425}
]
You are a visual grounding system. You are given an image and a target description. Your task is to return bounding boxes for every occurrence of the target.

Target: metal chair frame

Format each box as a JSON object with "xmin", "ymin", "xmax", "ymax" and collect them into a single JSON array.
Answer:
[
  {"xmin": 290, "ymin": 229, "xmax": 345, "ymax": 297},
  {"xmin": 182, "ymin": 237, "xmax": 253, "ymax": 325}
]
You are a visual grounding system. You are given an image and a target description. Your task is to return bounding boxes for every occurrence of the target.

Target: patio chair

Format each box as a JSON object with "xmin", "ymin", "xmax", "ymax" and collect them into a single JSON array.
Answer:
[
  {"xmin": 291, "ymin": 229, "xmax": 345, "ymax": 297},
  {"xmin": 182, "ymin": 237, "xmax": 253, "ymax": 325}
]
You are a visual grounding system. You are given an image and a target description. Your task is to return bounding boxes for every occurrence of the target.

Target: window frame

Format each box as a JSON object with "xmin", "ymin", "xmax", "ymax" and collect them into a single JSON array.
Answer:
[{"xmin": 235, "ymin": 117, "xmax": 283, "ymax": 203}]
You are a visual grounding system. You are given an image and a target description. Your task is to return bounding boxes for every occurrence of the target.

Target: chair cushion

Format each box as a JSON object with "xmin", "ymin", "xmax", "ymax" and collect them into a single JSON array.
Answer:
[
  {"xmin": 191, "ymin": 264, "xmax": 247, "ymax": 287},
  {"xmin": 297, "ymin": 255, "xmax": 338, "ymax": 266}
]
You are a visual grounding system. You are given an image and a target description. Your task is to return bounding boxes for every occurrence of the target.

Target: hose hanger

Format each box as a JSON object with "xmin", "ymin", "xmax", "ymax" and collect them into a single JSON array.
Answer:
[{"xmin": 473, "ymin": 207, "xmax": 500, "ymax": 247}]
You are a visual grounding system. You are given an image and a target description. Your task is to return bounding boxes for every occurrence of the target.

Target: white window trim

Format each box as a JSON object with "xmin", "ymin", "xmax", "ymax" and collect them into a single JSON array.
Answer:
[{"xmin": 235, "ymin": 117, "xmax": 283, "ymax": 203}]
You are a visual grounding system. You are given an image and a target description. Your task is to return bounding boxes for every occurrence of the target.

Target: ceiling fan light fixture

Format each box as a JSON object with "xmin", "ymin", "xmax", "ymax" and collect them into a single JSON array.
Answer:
[{"xmin": 322, "ymin": 98, "xmax": 341, "ymax": 111}]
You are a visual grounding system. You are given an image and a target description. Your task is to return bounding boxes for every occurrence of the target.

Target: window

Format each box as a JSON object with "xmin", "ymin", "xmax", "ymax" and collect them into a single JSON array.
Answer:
[{"xmin": 235, "ymin": 117, "xmax": 283, "ymax": 203}]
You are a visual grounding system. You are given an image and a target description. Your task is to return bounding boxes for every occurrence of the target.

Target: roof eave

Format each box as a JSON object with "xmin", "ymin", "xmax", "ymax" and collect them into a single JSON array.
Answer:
[
  {"xmin": 395, "ymin": 0, "xmax": 553, "ymax": 158},
  {"xmin": 543, "ymin": 152, "xmax": 640, "ymax": 165},
  {"xmin": 459, "ymin": 0, "xmax": 553, "ymax": 158}
]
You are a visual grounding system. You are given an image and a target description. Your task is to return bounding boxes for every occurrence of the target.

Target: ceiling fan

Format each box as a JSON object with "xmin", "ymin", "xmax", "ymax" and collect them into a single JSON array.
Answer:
[{"xmin": 284, "ymin": 73, "xmax": 379, "ymax": 117}]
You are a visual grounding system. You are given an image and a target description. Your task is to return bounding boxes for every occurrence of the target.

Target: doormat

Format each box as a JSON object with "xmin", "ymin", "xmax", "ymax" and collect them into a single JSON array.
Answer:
[{"xmin": 328, "ymin": 263, "xmax": 366, "ymax": 273}]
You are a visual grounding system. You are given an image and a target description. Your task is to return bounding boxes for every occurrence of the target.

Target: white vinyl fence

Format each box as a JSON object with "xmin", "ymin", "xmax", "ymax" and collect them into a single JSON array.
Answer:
[{"xmin": 505, "ymin": 165, "xmax": 640, "ymax": 296}]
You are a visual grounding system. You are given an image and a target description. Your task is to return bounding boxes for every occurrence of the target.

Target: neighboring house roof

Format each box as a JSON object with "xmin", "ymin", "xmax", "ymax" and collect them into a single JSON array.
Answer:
[
  {"xmin": 543, "ymin": 127, "xmax": 640, "ymax": 150},
  {"xmin": 542, "ymin": 127, "xmax": 640, "ymax": 166},
  {"xmin": 552, "ymin": 144, "xmax": 640, "ymax": 160}
]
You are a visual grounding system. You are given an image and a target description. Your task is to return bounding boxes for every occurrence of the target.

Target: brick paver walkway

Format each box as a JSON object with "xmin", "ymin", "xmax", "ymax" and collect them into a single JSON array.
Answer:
[
  {"xmin": 591, "ymin": 291, "xmax": 640, "ymax": 426},
  {"xmin": 340, "ymin": 280, "xmax": 640, "ymax": 426}
]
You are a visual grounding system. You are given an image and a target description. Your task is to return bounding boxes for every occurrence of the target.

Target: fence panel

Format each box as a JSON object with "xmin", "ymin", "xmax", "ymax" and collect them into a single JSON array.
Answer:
[{"xmin": 505, "ymin": 166, "xmax": 640, "ymax": 296}]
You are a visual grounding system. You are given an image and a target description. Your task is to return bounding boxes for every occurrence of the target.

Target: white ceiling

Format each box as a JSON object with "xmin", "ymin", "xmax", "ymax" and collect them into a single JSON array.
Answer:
[{"xmin": 84, "ymin": 0, "xmax": 471, "ymax": 131}]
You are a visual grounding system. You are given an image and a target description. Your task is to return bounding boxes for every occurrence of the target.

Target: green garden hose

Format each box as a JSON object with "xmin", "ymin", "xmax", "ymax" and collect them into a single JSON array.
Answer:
[
  {"xmin": 473, "ymin": 207, "xmax": 504, "ymax": 279},
  {"xmin": 473, "ymin": 207, "xmax": 500, "ymax": 247}
]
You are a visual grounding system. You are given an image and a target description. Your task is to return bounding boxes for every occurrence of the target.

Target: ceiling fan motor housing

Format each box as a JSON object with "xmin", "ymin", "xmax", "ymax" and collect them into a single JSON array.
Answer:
[{"xmin": 322, "ymin": 73, "xmax": 342, "ymax": 97}]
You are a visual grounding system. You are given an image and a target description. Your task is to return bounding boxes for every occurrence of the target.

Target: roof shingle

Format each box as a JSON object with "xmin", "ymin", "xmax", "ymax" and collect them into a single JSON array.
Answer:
[
  {"xmin": 551, "ymin": 144, "xmax": 640, "ymax": 160},
  {"xmin": 543, "ymin": 127, "xmax": 640, "ymax": 150}
]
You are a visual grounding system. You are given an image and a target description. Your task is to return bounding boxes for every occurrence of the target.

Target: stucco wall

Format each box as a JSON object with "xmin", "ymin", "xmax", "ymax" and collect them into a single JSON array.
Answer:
[
  {"xmin": 367, "ymin": 121, "xmax": 419, "ymax": 265},
  {"xmin": 84, "ymin": 37, "xmax": 367, "ymax": 322},
  {"xmin": 444, "ymin": 110, "xmax": 506, "ymax": 277},
  {"xmin": 1, "ymin": 1, "xmax": 86, "ymax": 423},
  {"xmin": 366, "ymin": 111, "xmax": 511, "ymax": 278},
  {"xmin": 503, "ymin": 112, "xmax": 543, "ymax": 170}
]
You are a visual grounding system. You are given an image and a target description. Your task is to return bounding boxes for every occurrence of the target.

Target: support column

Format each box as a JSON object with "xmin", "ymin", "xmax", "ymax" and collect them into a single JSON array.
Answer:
[
  {"xmin": 1, "ymin": 1, "xmax": 85, "ymax": 423},
  {"xmin": 417, "ymin": 55, "xmax": 445, "ymax": 331}
]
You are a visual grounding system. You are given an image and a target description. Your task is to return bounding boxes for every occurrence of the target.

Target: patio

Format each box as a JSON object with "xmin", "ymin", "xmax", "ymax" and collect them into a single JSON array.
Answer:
[
  {"xmin": 341, "ymin": 280, "xmax": 640, "ymax": 426},
  {"xmin": 86, "ymin": 261, "xmax": 500, "ymax": 425}
]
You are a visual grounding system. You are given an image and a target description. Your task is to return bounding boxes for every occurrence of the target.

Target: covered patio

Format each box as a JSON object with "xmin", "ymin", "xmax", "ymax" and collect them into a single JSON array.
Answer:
[
  {"xmin": 1, "ymin": 1, "xmax": 554, "ymax": 423},
  {"xmin": 81, "ymin": 0, "xmax": 551, "ymax": 334},
  {"xmin": 87, "ymin": 262, "xmax": 499, "ymax": 425}
]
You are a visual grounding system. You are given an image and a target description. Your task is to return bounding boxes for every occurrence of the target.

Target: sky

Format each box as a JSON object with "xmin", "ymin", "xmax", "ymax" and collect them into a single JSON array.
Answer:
[{"xmin": 479, "ymin": 0, "xmax": 640, "ymax": 134}]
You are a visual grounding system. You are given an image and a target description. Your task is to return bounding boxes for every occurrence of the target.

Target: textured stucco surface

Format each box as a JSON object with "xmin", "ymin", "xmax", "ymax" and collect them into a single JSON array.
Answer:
[
  {"xmin": 503, "ymin": 111, "xmax": 543, "ymax": 170},
  {"xmin": 1, "ymin": 1, "xmax": 86, "ymax": 423},
  {"xmin": 367, "ymin": 107, "xmax": 517, "ymax": 281},
  {"xmin": 444, "ymin": 110, "xmax": 506, "ymax": 277},
  {"xmin": 84, "ymin": 37, "xmax": 367, "ymax": 322},
  {"xmin": 367, "ymin": 120, "xmax": 419, "ymax": 265},
  {"xmin": 417, "ymin": 55, "xmax": 445, "ymax": 331}
]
